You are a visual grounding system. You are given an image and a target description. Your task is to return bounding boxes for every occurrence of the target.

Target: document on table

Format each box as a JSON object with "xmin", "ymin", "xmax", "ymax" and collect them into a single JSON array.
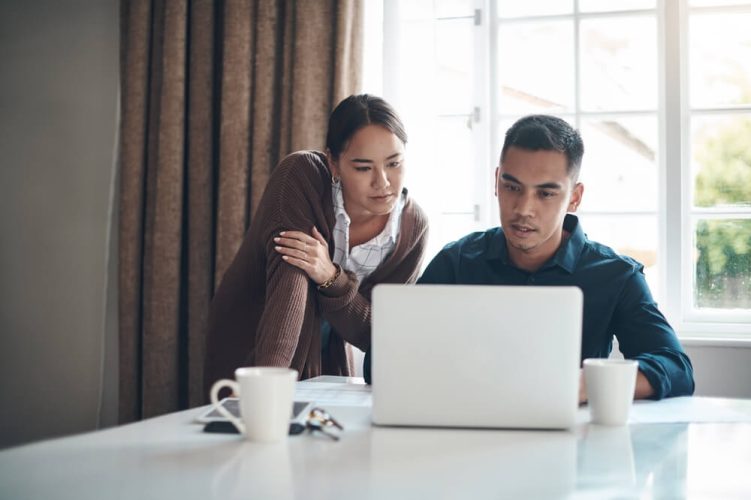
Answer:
[
  {"xmin": 628, "ymin": 396, "xmax": 751, "ymax": 424},
  {"xmin": 295, "ymin": 381, "xmax": 372, "ymax": 407},
  {"xmin": 577, "ymin": 396, "xmax": 751, "ymax": 425}
]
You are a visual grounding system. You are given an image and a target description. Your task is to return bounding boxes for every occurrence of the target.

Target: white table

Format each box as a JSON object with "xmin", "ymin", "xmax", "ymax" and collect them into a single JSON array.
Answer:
[{"xmin": 1, "ymin": 377, "xmax": 750, "ymax": 499}]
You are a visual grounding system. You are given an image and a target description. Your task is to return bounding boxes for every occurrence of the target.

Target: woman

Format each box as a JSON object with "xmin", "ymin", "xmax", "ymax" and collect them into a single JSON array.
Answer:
[{"xmin": 204, "ymin": 95, "xmax": 428, "ymax": 390}]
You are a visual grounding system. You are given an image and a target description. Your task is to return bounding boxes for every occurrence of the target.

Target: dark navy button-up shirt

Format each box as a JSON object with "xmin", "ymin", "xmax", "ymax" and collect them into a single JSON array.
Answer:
[{"xmin": 417, "ymin": 214, "xmax": 694, "ymax": 400}]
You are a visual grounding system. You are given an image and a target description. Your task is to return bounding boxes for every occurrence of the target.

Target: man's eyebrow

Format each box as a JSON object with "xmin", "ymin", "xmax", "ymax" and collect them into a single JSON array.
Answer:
[
  {"xmin": 500, "ymin": 173, "xmax": 562, "ymax": 190},
  {"xmin": 500, "ymin": 173, "xmax": 521, "ymax": 184}
]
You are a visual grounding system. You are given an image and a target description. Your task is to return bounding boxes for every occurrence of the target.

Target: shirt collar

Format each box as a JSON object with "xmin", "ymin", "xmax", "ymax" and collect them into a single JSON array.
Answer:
[
  {"xmin": 487, "ymin": 214, "xmax": 585, "ymax": 274},
  {"xmin": 331, "ymin": 181, "xmax": 404, "ymax": 245}
]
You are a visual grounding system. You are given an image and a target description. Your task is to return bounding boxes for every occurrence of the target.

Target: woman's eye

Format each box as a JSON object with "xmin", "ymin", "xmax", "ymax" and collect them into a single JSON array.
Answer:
[
  {"xmin": 354, "ymin": 166, "xmax": 370, "ymax": 172},
  {"xmin": 387, "ymin": 161, "xmax": 401, "ymax": 168}
]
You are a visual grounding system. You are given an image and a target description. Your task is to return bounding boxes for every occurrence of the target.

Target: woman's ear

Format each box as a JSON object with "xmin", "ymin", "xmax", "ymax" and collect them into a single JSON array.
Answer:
[{"xmin": 326, "ymin": 149, "xmax": 340, "ymax": 178}]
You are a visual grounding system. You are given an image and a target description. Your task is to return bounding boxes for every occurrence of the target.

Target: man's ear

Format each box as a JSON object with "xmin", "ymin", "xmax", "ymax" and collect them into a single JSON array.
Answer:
[
  {"xmin": 494, "ymin": 167, "xmax": 500, "ymax": 197},
  {"xmin": 568, "ymin": 182, "xmax": 584, "ymax": 212}
]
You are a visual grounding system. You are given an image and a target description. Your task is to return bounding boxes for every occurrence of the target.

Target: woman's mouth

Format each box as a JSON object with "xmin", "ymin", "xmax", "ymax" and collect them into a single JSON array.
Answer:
[{"xmin": 371, "ymin": 193, "xmax": 394, "ymax": 202}]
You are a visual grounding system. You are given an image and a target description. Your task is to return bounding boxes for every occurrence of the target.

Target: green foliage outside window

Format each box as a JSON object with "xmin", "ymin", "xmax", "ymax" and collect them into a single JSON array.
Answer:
[{"xmin": 694, "ymin": 118, "xmax": 751, "ymax": 309}]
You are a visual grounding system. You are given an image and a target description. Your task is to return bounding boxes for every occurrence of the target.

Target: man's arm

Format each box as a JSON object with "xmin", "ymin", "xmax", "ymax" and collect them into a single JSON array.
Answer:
[
  {"xmin": 578, "ymin": 368, "xmax": 653, "ymax": 404},
  {"xmin": 417, "ymin": 247, "xmax": 458, "ymax": 284},
  {"xmin": 611, "ymin": 271, "xmax": 695, "ymax": 400}
]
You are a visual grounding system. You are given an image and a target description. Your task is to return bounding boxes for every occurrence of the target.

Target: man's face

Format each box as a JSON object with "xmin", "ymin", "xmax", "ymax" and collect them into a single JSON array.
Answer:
[{"xmin": 495, "ymin": 146, "xmax": 583, "ymax": 268}]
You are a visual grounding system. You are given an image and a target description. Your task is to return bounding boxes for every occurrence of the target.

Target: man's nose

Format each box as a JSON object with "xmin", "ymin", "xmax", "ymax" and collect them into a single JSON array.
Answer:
[{"xmin": 515, "ymin": 192, "xmax": 535, "ymax": 216}]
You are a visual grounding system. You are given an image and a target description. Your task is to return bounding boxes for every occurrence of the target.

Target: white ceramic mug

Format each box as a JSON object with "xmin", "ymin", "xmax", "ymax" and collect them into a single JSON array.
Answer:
[
  {"xmin": 583, "ymin": 358, "xmax": 639, "ymax": 426},
  {"xmin": 210, "ymin": 367, "xmax": 298, "ymax": 442}
]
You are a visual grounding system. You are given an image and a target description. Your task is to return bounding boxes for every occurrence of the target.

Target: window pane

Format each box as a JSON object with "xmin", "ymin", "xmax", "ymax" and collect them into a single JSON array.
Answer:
[
  {"xmin": 694, "ymin": 219, "xmax": 751, "ymax": 309},
  {"xmin": 690, "ymin": 0, "xmax": 751, "ymax": 6},
  {"xmin": 578, "ymin": 117, "xmax": 658, "ymax": 212},
  {"xmin": 435, "ymin": 0, "xmax": 474, "ymax": 18},
  {"xmin": 496, "ymin": 0, "xmax": 572, "ymax": 18},
  {"xmin": 691, "ymin": 114, "xmax": 751, "ymax": 209},
  {"xmin": 579, "ymin": 16, "xmax": 657, "ymax": 112},
  {"xmin": 436, "ymin": 19, "xmax": 474, "ymax": 115},
  {"xmin": 408, "ymin": 116, "xmax": 481, "ymax": 267},
  {"xmin": 497, "ymin": 21, "xmax": 574, "ymax": 113},
  {"xmin": 577, "ymin": 214, "xmax": 659, "ymax": 295},
  {"xmin": 689, "ymin": 11, "xmax": 751, "ymax": 108},
  {"xmin": 579, "ymin": 0, "xmax": 655, "ymax": 11}
]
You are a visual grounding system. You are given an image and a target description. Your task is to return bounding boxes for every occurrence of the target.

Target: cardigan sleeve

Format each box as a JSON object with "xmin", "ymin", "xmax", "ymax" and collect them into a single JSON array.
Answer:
[
  {"xmin": 316, "ymin": 202, "xmax": 429, "ymax": 352},
  {"xmin": 251, "ymin": 152, "xmax": 330, "ymax": 366}
]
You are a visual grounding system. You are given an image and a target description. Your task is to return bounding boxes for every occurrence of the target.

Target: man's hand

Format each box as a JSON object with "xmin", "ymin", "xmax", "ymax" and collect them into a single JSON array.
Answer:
[
  {"xmin": 578, "ymin": 368, "xmax": 587, "ymax": 404},
  {"xmin": 579, "ymin": 366, "xmax": 656, "ymax": 404}
]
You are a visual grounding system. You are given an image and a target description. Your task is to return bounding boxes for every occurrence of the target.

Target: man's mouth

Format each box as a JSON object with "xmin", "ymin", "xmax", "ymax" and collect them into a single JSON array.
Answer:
[{"xmin": 512, "ymin": 224, "xmax": 535, "ymax": 232}]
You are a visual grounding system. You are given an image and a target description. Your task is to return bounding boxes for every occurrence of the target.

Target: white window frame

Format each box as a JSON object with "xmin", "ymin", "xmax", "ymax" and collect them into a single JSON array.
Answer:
[{"xmin": 376, "ymin": 0, "xmax": 751, "ymax": 340}]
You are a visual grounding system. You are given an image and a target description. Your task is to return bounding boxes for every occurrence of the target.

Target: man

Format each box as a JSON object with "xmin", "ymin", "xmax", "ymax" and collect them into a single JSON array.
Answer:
[{"xmin": 417, "ymin": 115, "xmax": 694, "ymax": 401}]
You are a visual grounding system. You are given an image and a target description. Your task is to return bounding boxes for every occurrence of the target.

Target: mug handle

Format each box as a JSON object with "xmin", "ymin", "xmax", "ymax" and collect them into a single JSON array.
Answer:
[{"xmin": 209, "ymin": 379, "xmax": 245, "ymax": 435}]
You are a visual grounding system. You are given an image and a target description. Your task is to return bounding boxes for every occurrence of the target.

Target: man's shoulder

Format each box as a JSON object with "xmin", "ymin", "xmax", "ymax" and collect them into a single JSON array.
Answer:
[
  {"xmin": 582, "ymin": 237, "xmax": 644, "ymax": 274},
  {"xmin": 440, "ymin": 227, "xmax": 500, "ymax": 257}
]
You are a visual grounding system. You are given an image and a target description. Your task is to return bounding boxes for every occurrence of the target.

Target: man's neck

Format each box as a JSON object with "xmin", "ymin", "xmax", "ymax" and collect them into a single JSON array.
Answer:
[{"xmin": 507, "ymin": 230, "xmax": 571, "ymax": 273}]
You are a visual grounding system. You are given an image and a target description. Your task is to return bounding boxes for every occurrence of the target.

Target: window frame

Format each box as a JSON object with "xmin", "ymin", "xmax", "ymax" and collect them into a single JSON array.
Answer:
[{"xmin": 377, "ymin": 0, "xmax": 751, "ymax": 338}]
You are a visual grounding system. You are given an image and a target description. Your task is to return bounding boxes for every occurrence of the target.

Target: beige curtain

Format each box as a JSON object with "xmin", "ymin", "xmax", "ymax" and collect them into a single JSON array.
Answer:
[{"xmin": 118, "ymin": 0, "xmax": 363, "ymax": 423}]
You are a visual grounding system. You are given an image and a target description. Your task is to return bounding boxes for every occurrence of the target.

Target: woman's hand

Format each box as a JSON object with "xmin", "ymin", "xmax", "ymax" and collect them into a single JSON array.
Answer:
[{"xmin": 274, "ymin": 226, "xmax": 338, "ymax": 285}]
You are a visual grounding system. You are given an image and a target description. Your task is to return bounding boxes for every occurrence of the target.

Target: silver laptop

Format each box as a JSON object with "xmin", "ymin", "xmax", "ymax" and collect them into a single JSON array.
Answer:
[{"xmin": 371, "ymin": 284, "xmax": 583, "ymax": 429}]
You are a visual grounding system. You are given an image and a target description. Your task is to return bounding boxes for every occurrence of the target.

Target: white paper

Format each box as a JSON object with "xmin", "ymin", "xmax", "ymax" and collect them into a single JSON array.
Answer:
[
  {"xmin": 578, "ymin": 396, "xmax": 751, "ymax": 425},
  {"xmin": 295, "ymin": 381, "xmax": 372, "ymax": 407}
]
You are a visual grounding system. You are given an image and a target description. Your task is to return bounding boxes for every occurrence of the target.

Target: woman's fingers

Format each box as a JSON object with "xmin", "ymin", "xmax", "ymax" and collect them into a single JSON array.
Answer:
[
  {"xmin": 274, "ymin": 228, "xmax": 335, "ymax": 284},
  {"xmin": 311, "ymin": 226, "xmax": 327, "ymax": 246}
]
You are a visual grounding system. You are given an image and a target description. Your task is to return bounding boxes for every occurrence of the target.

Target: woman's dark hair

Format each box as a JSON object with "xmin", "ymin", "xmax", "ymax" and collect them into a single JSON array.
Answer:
[
  {"xmin": 326, "ymin": 94, "xmax": 407, "ymax": 159},
  {"xmin": 501, "ymin": 115, "xmax": 584, "ymax": 180}
]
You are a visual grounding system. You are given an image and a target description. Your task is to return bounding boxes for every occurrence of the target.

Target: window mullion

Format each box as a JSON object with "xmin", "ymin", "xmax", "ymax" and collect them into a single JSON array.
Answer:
[{"xmin": 659, "ymin": 0, "xmax": 685, "ymax": 326}]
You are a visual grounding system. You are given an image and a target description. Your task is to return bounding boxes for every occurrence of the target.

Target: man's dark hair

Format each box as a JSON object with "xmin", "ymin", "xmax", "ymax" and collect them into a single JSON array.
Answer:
[
  {"xmin": 326, "ymin": 94, "xmax": 407, "ymax": 159},
  {"xmin": 501, "ymin": 115, "xmax": 584, "ymax": 180}
]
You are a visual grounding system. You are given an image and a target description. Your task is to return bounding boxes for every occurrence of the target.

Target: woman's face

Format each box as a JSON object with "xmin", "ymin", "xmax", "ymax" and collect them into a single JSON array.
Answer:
[{"xmin": 328, "ymin": 124, "xmax": 405, "ymax": 221}]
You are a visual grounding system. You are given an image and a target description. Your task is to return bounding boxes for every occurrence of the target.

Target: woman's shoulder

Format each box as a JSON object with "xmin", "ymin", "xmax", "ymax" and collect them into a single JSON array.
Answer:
[
  {"xmin": 268, "ymin": 150, "xmax": 330, "ymax": 195},
  {"xmin": 401, "ymin": 190, "xmax": 429, "ymax": 233},
  {"xmin": 276, "ymin": 150, "xmax": 328, "ymax": 177}
]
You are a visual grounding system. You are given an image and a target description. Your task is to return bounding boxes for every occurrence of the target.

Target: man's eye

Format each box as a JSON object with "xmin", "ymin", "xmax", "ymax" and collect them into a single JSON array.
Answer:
[
  {"xmin": 504, "ymin": 184, "xmax": 520, "ymax": 192},
  {"xmin": 540, "ymin": 191, "xmax": 556, "ymax": 199}
]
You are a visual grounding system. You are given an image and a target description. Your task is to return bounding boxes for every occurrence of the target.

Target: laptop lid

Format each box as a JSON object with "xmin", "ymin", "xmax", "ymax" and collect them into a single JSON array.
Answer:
[{"xmin": 371, "ymin": 284, "xmax": 583, "ymax": 429}]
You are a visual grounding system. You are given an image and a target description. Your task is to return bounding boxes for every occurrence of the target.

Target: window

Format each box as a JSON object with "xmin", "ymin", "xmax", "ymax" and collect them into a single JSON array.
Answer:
[{"xmin": 364, "ymin": 0, "xmax": 751, "ymax": 335}]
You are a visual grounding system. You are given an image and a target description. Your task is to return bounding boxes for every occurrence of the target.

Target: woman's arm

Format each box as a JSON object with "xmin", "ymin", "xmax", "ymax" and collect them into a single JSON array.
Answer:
[{"xmin": 316, "ymin": 213, "xmax": 429, "ymax": 351}]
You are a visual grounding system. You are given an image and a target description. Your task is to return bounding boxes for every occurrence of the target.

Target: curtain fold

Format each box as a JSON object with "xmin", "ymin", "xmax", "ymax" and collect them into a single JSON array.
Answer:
[{"xmin": 118, "ymin": 0, "xmax": 363, "ymax": 423}]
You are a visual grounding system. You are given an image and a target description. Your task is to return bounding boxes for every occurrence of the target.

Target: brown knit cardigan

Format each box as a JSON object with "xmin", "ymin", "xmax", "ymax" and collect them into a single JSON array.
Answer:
[{"xmin": 204, "ymin": 151, "xmax": 429, "ymax": 392}]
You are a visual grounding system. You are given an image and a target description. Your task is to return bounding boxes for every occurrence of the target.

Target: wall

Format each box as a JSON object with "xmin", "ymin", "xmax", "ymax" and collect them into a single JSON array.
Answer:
[
  {"xmin": 0, "ymin": 0, "xmax": 118, "ymax": 449},
  {"xmin": 684, "ymin": 343, "xmax": 751, "ymax": 399}
]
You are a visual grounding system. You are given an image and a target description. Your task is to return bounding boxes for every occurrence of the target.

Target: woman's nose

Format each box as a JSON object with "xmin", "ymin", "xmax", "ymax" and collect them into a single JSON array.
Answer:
[{"xmin": 372, "ymin": 167, "xmax": 390, "ymax": 188}]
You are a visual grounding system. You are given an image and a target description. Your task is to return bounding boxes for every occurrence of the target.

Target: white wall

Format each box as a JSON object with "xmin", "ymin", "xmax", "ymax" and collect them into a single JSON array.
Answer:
[
  {"xmin": 684, "ymin": 343, "xmax": 751, "ymax": 399},
  {"xmin": 0, "ymin": 0, "xmax": 118, "ymax": 449}
]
